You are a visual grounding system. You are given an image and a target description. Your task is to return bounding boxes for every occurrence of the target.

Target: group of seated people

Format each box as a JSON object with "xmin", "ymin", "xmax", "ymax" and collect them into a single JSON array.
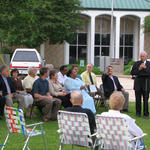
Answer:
[
  {"xmin": 0, "ymin": 63, "xmax": 144, "ymax": 148},
  {"xmin": 0, "ymin": 63, "xmax": 129, "ymax": 120}
]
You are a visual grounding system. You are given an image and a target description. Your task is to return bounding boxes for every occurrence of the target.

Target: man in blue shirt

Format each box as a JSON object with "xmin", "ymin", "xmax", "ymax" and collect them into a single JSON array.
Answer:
[{"xmin": 32, "ymin": 67, "xmax": 61, "ymax": 122}]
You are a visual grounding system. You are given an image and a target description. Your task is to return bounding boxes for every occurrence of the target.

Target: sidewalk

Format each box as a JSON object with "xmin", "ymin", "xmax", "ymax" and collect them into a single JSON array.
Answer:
[{"xmin": 96, "ymin": 75, "xmax": 135, "ymax": 102}]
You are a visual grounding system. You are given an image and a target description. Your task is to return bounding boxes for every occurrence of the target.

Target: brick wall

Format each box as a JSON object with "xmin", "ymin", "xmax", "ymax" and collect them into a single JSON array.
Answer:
[{"xmin": 44, "ymin": 42, "xmax": 64, "ymax": 68}]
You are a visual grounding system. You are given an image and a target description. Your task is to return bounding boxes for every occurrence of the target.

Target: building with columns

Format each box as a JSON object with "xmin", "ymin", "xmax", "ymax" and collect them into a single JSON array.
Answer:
[{"xmin": 45, "ymin": 0, "xmax": 150, "ymax": 67}]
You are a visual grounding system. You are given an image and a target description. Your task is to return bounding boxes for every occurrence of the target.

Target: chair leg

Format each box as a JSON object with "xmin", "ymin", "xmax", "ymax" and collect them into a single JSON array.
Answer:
[
  {"xmin": 1, "ymin": 133, "xmax": 10, "ymax": 150},
  {"xmin": 42, "ymin": 132, "xmax": 47, "ymax": 150},
  {"xmin": 59, "ymin": 143, "xmax": 63, "ymax": 150},
  {"xmin": 23, "ymin": 135, "xmax": 31, "ymax": 150},
  {"xmin": 40, "ymin": 124, "xmax": 47, "ymax": 150},
  {"xmin": 72, "ymin": 144, "xmax": 74, "ymax": 150}
]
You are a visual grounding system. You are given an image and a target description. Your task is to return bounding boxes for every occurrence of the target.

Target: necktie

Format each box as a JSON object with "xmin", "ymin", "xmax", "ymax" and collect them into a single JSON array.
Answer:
[{"xmin": 89, "ymin": 73, "xmax": 94, "ymax": 85}]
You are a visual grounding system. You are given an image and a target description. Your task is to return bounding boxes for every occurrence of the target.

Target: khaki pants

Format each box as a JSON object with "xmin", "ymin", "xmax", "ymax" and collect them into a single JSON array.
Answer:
[
  {"xmin": 122, "ymin": 91, "xmax": 129, "ymax": 110},
  {"xmin": 35, "ymin": 97, "xmax": 61, "ymax": 120},
  {"xmin": 5, "ymin": 94, "xmax": 24, "ymax": 111}
]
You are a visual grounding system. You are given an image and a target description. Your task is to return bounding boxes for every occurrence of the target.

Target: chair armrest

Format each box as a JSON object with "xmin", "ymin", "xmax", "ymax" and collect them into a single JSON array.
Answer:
[
  {"xmin": 128, "ymin": 133, "xmax": 147, "ymax": 143},
  {"xmin": 57, "ymin": 129, "xmax": 63, "ymax": 134},
  {"xmin": 90, "ymin": 132, "xmax": 97, "ymax": 137},
  {"xmin": 26, "ymin": 122, "xmax": 43, "ymax": 127}
]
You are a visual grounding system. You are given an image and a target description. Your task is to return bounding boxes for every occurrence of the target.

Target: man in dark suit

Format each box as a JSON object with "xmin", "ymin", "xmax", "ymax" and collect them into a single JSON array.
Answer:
[
  {"xmin": 102, "ymin": 65, "xmax": 129, "ymax": 111},
  {"xmin": 65, "ymin": 91, "xmax": 96, "ymax": 134},
  {"xmin": 0, "ymin": 65, "xmax": 24, "ymax": 110},
  {"xmin": 131, "ymin": 51, "xmax": 150, "ymax": 119},
  {"xmin": 0, "ymin": 96, "xmax": 5, "ymax": 119}
]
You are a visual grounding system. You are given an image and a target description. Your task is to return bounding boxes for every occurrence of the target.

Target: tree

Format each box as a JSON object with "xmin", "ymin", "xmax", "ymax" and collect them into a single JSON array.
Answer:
[
  {"xmin": 0, "ymin": 0, "xmax": 83, "ymax": 48},
  {"xmin": 144, "ymin": 15, "xmax": 150, "ymax": 33}
]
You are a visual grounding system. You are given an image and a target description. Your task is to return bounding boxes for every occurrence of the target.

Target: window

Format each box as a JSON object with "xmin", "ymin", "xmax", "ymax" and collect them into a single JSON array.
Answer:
[
  {"xmin": 13, "ymin": 51, "xmax": 39, "ymax": 62},
  {"xmin": 120, "ymin": 34, "xmax": 133, "ymax": 63},
  {"xmin": 69, "ymin": 33, "xmax": 87, "ymax": 64}
]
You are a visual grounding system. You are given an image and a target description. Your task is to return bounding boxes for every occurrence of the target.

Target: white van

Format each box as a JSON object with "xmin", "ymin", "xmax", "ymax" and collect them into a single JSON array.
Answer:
[{"xmin": 10, "ymin": 48, "xmax": 43, "ymax": 74}]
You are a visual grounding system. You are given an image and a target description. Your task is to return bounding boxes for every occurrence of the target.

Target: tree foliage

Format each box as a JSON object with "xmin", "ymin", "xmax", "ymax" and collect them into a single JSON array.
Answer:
[
  {"xmin": 144, "ymin": 15, "xmax": 150, "ymax": 33},
  {"xmin": 0, "ymin": 0, "xmax": 83, "ymax": 48}
]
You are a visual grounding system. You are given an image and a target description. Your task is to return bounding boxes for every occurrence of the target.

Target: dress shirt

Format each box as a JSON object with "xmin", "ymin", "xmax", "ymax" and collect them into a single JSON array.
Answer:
[
  {"xmin": 57, "ymin": 72, "xmax": 67, "ymax": 85},
  {"xmin": 2, "ymin": 76, "xmax": 11, "ymax": 94},
  {"xmin": 101, "ymin": 110, "xmax": 143, "ymax": 137},
  {"xmin": 81, "ymin": 71, "xmax": 97, "ymax": 86},
  {"xmin": 110, "ymin": 76, "xmax": 117, "ymax": 91},
  {"xmin": 23, "ymin": 75, "xmax": 39, "ymax": 90}
]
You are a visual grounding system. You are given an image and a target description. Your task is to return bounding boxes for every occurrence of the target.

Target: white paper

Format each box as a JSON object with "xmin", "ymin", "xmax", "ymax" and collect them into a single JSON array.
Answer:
[{"xmin": 89, "ymin": 85, "xmax": 97, "ymax": 92}]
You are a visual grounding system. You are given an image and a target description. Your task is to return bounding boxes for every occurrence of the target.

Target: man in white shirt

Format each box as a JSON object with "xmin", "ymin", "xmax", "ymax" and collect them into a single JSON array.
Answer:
[
  {"xmin": 101, "ymin": 92, "xmax": 144, "ymax": 149},
  {"xmin": 57, "ymin": 65, "xmax": 68, "ymax": 86},
  {"xmin": 23, "ymin": 67, "xmax": 39, "ymax": 93}
]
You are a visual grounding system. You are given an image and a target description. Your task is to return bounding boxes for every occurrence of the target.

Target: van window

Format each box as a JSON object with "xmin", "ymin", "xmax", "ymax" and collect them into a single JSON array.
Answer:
[{"xmin": 13, "ymin": 51, "xmax": 39, "ymax": 62}]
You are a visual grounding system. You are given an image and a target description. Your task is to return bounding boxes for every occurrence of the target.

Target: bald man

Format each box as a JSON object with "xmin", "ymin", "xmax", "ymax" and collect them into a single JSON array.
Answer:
[
  {"xmin": 65, "ymin": 91, "xmax": 96, "ymax": 134},
  {"xmin": 131, "ymin": 51, "xmax": 150, "ymax": 119}
]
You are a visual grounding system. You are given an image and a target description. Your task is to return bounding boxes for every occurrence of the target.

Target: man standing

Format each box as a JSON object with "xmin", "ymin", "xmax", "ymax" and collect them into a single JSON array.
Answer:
[
  {"xmin": 32, "ymin": 67, "xmax": 61, "ymax": 122},
  {"xmin": 0, "ymin": 65, "xmax": 24, "ymax": 110},
  {"xmin": 81, "ymin": 64, "xmax": 101, "ymax": 97},
  {"xmin": 131, "ymin": 51, "xmax": 150, "ymax": 119},
  {"xmin": 102, "ymin": 65, "xmax": 129, "ymax": 111},
  {"xmin": 57, "ymin": 65, "xmax": 68, "ymax": 86}
]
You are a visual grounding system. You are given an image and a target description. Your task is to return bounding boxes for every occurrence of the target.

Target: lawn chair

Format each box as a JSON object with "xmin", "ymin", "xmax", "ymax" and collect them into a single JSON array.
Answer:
[
  {"xmin": 95, "ymin": 115, "xmax": 147, "ymax": 150},
  {"xmin": 57, "ymin": 110, "xmax": 100, "ymax": 150},
  {"xmin": 2, "ymin": 106, "xmax": 47, "ymax": 150}
]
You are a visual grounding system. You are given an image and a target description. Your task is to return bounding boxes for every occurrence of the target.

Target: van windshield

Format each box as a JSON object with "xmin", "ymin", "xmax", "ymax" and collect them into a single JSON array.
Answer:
[{"xmin": 13, "ymin": 51, "xmax": 39, "ymax": 62}]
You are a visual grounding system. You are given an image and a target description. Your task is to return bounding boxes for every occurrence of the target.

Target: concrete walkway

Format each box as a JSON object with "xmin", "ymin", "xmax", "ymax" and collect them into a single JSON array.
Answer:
[{"xmin": 96, "ymin": 75, "xmax": 135, "ymax": 102}]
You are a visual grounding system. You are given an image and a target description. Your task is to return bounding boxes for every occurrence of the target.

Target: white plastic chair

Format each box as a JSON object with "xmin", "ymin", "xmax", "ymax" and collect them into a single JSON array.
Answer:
[
  {"xmin": 95, "ymin": 115, "xmax": 147, "ymax": 150},
  {"xmin": 2, "ymin": 106, "xmax": 47, "ymax": 150},
  {"xmin": 57, "ymin": 110, "xmax": 100, "ymax": 150}
]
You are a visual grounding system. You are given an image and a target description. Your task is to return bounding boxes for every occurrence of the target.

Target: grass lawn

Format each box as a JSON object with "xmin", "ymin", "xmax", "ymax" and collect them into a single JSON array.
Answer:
[{"xmin": 0, "ymin": 102, "xmax": 150, "ymax": 150}]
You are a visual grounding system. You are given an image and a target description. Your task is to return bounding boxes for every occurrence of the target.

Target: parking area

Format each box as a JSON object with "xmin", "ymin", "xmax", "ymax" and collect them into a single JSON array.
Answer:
[{"xmin": 96, "ymin": 75, "xmax": 135, "ymax": 102}]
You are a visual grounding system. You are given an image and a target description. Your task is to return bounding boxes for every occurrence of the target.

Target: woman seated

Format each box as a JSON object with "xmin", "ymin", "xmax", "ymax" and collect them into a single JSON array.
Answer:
[
  {"xmin": 10, "ymin": 69, "xmax": 33, "ymax": 117},
  {"xmin": 101, "ymin": 91, "xmax": 144, "ymax": 149},
  {"xmin": 49, "ymin": 70, "xmax": 72, "ymax": 108},
  {"xmin": 64, "ymin": 69, "xmax": 96, "ymax": 114}
]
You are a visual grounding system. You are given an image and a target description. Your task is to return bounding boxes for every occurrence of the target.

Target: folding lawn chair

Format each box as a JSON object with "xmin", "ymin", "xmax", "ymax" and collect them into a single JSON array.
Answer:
[
  {"xmin": 2, "ymin": 106, "xmax": 47, "ymax": 150},
  {"xmin": 57, "ymin": 110, "xmax": 100, "ymax": 150},
  {"xmin": 95, "ymin": 115, "xmax": 147, "ymax": 150}
]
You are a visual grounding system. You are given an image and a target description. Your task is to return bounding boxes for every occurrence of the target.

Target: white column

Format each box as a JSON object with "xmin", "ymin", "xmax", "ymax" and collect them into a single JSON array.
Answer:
[
  {"xmin": 115, "ymin": 17, "xmax": 120, "ymax": 58},
  {"xmin": 87, "ymin": 16, "xmax": 95, "ymax": 65},
  {"xmin": 139, "ymin": 17, "xmax": 145, "ymax": 53},
  {"xmin": 87, "ymin": 21, "xmax": 91, "ymax": 63},
  {"xmin": 133, "ymin": 20, "xmax": 139, "ymax": 61},
  {"xmin": 40, "ymin": 43, "xmax": 45, "ymax": 60},
  {"xmin": 64, "ymin": 41, "xmax": 69, "ymax": 64},
  {"xmin": 115, "ymin": 16, "xmax": 120, "ymax": 58}
]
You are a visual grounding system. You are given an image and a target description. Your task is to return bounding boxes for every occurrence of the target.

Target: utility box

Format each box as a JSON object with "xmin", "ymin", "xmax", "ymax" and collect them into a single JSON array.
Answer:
[{"xmin": 99, "ymin": 56, "xmax": 110, "ymax": 73}]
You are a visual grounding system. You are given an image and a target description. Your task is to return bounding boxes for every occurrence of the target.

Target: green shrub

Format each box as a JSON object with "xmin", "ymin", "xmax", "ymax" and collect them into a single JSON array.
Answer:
[
  {"xmin": 0, "ymin": 46, "xmax": 13, "ymax": 54},
  {"xmin": 124, "ymin": 61, "xmax": 134, "ymax": 75}
]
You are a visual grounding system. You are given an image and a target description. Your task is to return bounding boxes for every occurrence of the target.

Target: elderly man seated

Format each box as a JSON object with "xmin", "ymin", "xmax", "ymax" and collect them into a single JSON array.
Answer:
[
  {"xmin": 81, "ymin": 63, "xmax": 102, "ymax": 97},
  {"xmin": 65, "ymin": 91, "xmax": 96, "ymax": 134},
  {"xmin": 101, "ymin": 92, "xmax": 144, "ymax": 149}
]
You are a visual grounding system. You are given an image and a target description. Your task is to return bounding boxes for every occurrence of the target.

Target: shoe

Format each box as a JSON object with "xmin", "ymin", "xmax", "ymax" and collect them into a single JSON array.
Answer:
[
  {"xmin": 144, "ymin": 116, "xmax": 149, "ymax": 119},
  {"xmin": 136, "ymin": 114, "xmax": 141, "ymax": 117}
]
